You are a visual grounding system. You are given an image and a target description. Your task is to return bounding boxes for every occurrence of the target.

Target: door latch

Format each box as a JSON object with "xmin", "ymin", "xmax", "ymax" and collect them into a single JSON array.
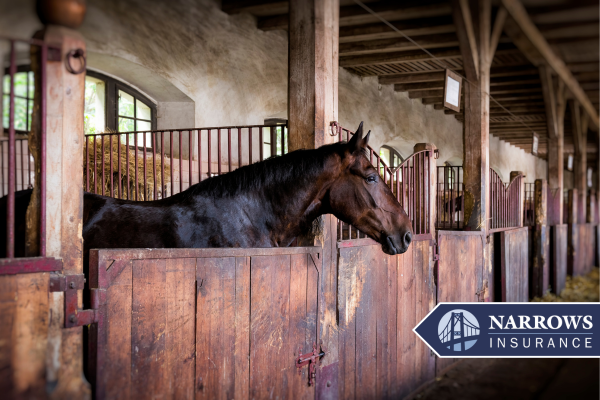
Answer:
[{"xmin": 295, "ymin": 342, "xmax": 326, "ymax": 387}]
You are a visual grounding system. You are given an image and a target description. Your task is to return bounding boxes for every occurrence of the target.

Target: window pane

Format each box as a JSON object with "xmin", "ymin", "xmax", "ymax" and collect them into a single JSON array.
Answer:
[
  {"xmin": 136, "ymin": 119, "xmax": 151, "ymax": 132},
  {"xmin": 2, "ymin": 95, "xmax": 8, "ymax": 128},
  {"xmin": 14, "ymin": 97, "xmax": 27, "ymax": 131},
  {"xmin": 28, "ymin": 72, "xmax": 34, "ymax": 97},
  {"xmin": 2, "ymin": 75, "xmax": 9, "ymax": 95},
  {"xmin": 28, "ymin": 100, "xmax": 33, "ymax": 131},
  {"xmin": 14, "ymin": 72, "xmax": 28, "ymax": 98},
  {"xmin": 118, "ymin": 90, "xmax": 134, "ymax": 117},
  {"xmin": 379, "ymin": 148, "xmax": 390, "ymax": 166},
  {"xmin": 85, "ymin": 77, "xmax": 106, "ymax": 135},
  {"xmin": 136, "ymin": 99, "xmax": 151, "ymax": 120},
  {"xmin": 119, "ymin": 117, "xmax": 134, "ymax": 132}
]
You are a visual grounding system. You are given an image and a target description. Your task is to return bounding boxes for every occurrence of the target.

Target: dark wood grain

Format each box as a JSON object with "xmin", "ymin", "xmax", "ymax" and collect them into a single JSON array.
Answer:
[
  {"xmin": 501, "ymin": 228, "xmax": 529, "ymax": 302},
  {"xmin": 234, "ymin": 257, "xmax": 250, "ymax": 400},
  {"xmin": 550, "ymin": 225, "xmax": 568, "ymax": 294},
  {"xmin": 166, "ymin": 258, "xmax": 196, "ymax": 400},
  {"xmin": 132, "ymin": 259, "xmax": 167, "ymax": 399}
]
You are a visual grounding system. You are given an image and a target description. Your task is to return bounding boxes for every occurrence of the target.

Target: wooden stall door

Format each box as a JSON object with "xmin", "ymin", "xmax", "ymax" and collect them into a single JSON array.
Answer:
[
  {"xmin": 436, "ymin": 231, "xmax": 486, "ymax": 373},
  {"xmin": 550, "ymin": 225, "xmax": 568, "ymax": 294},
  {"xmin": 500, "ymin": 228, "xmax": 530, "ymax": 302},
  {"xmin": 337, "ymin": 239, "xmax": 436, "ymax": 400},
  {"xmin": 89, "ymin": 248, "xmax": 320, "ymax": 400},
  {"xmin": 196, "ymin": 253, "xmax": 319, "ymax": 400},
  {"xmin": 0, "ymin": 272, "xmax": 50, "ymax": 399}
]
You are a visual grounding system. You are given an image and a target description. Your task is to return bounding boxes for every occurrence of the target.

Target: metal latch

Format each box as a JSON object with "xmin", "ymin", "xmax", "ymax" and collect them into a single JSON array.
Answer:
[
  {"xmin": 49, "ymin": 273, "xmax": 101, "ymax": 328},
  {"xmin": 433, "ymin": 244, "xmax": 440, "ymax": 262},
  {"xmin": 295, "ymin": 343, "xmax": 326, "ymax": 387}
]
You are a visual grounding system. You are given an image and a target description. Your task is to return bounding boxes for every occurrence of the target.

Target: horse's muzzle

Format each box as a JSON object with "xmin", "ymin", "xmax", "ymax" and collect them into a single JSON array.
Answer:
[{"xmin": 383, "ymin": 232, "xmax": 411, "ymax": 255}]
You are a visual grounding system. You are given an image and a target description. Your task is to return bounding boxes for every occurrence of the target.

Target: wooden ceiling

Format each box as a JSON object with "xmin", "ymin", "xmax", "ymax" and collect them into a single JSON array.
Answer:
[{"xmin": 222, "ymin": 0, "xmax": 599, "ymax": 163}]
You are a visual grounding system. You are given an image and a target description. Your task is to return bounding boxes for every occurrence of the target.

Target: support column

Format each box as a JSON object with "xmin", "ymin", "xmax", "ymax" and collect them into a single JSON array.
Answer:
[
  {"xmin": 540, "ymin": 67, "xmax": 566, "ymax": 226},
  {"xmin": 37, "ymin": 26, "xmax": 88, "ymax": 398},
  {"xmin": 571, "ymin": 100, "xmax": 589, "ymax": 223},
  {"xmin": 288, "ymin": 0, "xmax": 339, "ymax": 368},
  {"xmin": 532, "ymin": 179, "xmax": 549, "ymax": 297}
]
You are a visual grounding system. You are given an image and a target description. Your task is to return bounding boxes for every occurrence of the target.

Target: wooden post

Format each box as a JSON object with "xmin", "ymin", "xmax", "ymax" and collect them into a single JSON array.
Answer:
[
  {"xmin": 454, "ymin": 0, "xmax": 492, "ymax": 232},
  {"xmin": 567, "ymin": 189, "xmax": 578, "ymax": 276},
  {"xmin": 414, "ymin": 143, "xmax": 438, "ymax": 236},
  {"xmin": 532, "ymin": 179, "xmax": 549, "ymax": 297},
  {"xmin": 37, "ymin": 26, "xmax": 88, "ymax": 398},
  {"xmin": 540, "ymin": 67, "xmax": 566, "ymax": 226},
  {"xmin": 510, "ymin": 171, "xmax": 525, "ymax": 228},
  {"xmin": 571, "ymin": 100, "xmax": 589, "ymax": 224},
  {"xmin": 288, "ymin": 0, "xmax": 339, "ymax": 369}
]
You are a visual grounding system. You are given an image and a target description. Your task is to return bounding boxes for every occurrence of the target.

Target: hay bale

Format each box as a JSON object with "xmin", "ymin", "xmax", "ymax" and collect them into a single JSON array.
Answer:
[
  {"xmin": 532, "ymin": 267, "xmax": 599, "ymax": 302},
  {"xmin": 83, "ymin": 131, "xmax": 171, "ymax": 200}
]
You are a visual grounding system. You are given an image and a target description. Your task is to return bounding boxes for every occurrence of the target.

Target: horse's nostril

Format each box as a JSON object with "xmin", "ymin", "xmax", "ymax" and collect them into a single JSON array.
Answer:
[{"xmin": 404, "ymin": 231, "xmax": 412, "ymax": 246}]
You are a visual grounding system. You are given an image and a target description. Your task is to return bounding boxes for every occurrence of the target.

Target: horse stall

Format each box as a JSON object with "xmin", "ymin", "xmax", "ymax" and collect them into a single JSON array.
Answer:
[
  {"xmin": 548, "ymin": 187, "xmax": 568, "ymax": 294},
  {"xmin": 566, "ymin": 189, "xmax": 597, "ymax": 277}
]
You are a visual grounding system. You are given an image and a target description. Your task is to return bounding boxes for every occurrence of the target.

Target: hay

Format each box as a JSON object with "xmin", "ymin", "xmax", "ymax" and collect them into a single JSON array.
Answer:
[
  {"xmin": 83, "ymin": 131, "xmax": 171, "ymax": 200},
  {"xmin": 532, "ymin": 267, "xmax": 599, "ymax": 302}
]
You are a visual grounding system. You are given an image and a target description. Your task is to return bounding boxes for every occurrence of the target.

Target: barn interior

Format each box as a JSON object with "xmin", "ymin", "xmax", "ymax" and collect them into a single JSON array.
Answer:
[{"xmin": 0, "ymin": 0, "xmax": 599, "ymax": 399}]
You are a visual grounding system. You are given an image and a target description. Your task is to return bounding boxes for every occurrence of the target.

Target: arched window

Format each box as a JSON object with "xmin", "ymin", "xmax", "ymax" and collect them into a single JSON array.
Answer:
[
  {"xmin": 379, "ymin": 145, "xmax": 403, "ymax": 169},
  {"xmin": 2, "ymin": 66, "xmax": 33, "ymax": 135},
  {"xmin": 85, "ymin": 71, "xmax": 156, "ymax": 147}
]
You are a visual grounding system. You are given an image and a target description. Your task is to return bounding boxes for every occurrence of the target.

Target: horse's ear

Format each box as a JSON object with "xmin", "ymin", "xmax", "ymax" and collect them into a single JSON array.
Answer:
[{"xmin": 348, "ymin": 121, "xmax": 364, "ymax": 153}]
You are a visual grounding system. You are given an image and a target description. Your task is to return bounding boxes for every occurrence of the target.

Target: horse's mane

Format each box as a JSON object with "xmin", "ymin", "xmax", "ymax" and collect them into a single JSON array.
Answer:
[{"xmin": 187, "ymin": 141, "xmax": 348, "ymax": 197}]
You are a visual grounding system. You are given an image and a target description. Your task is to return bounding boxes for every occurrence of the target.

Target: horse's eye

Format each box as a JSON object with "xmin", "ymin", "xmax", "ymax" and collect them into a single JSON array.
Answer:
[{"xmin": 366, "ymin": 175, "xmax": 377, "ymax": 184}]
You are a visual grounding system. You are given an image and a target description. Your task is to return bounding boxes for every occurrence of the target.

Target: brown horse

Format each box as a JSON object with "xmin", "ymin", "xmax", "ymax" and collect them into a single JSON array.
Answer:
[{"xmin": 1, "ymin": 122, "xmax": 413, "ymax": 258}]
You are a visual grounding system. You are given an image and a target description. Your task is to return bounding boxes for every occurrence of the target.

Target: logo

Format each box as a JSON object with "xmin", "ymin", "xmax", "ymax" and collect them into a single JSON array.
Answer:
[{"xmin": 438, "ymin": 309, "xmax": 480, "ymax": 351}]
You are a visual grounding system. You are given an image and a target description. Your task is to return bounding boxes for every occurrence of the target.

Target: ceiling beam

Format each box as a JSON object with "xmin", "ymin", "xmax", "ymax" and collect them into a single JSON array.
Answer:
[
  {"xmin": 451, "ymin": 0, "xmax": 479, "ymax": 79},
  {"xmin": 501, "ymin": 0, "xmax": 599, "ymax": 130},
  {"xmin": 339, "ymin": 47, "xmax": 461, "ymax": 67},
  {"xmin": 339, "ymin": 33, "xmax": 458, "ymax": 56},
  {"xmin": 339, "ymin": 16, "xmax": 455, "ymax": 43}
]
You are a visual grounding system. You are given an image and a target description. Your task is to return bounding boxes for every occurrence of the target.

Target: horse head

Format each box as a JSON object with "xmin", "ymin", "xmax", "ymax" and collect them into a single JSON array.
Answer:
[{"xmin": 328, "ymin": 122, "xmax": 413, "ymax": 255}]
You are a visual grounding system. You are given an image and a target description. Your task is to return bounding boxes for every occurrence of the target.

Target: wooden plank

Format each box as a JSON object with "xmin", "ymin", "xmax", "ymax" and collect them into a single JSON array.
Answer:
[
  {"xmin": 376, "ymin": 253, "xmax": 389, "ymax": 399},
  {"xmin": 338, "ymin": 246, "xmax": 358, "ymax": 400},
  {"xmin": 551, "ymin": 225, "xmax": 568, "ymax": 294},
  {"xmin": 104, "ymin": 260, "xmax": 132, "ymax": 400},
  {"xmin": 0, "ymin": 275, "xmax": 16, "ymax": 397},
  {"xmin": 234, "ymin": 257, "xmax": 250, "ymax": 400},
  {"xmin": 166, "ymin": 258, "xmax": 196, "ymax": 399},
  {"xmin": 354, "ymin": 246, "xmax": 376, "ymax": 399},
  {"xmin": 12, "ymin": 272, "xmax": 49, "ymax": 398},
  {"xmin": 196, "ymin": 257, "xmax": 236, "ymax": 399},
  {"xmin": 249, "ymin": 255, "xmax": 290, "ymax": 399},
  {"xmin": 397, "ymin": 243, "xmax": 416, "ymax": 397},
  {"xmin": 132, "ymin": 259, "xmax": 167, "ymax": 399}
]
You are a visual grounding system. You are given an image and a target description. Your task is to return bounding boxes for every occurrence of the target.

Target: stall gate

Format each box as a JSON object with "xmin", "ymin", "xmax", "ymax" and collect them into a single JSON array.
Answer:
[{"xmin": 88, "ymin": 247, "xmax": 321, "ymax": 400}]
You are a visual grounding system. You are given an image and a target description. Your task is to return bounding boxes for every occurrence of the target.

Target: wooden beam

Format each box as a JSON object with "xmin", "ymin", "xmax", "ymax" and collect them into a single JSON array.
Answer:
[
  {"xmin": 339, "ymin": 16, "xmax": 455, "ymax": 43},
  {"xmin": 408, "ymin": 89, "xmax": 444, "ymax": 99},
  {"xmin": 501, "ymin": 0, "xmax": 599, "ymax": 130},
  {"xmin": 339, "ymin": 47, "xmax": 461, "ymax": 67},
  {"xmin": 394, "ymin": 81, "xmax": 444, "ymax": 91},
  {"xmin": 222, "ymin": 0, "xmax": 287, "ymax": 16},
  {"xmin": 490, "ymin": 84, "xmax": 542, "ymax": 95},
  {"xmin": 570, "ymin": 99, "xmax": 588, "ymax": 210},
  {"xmin": 339, "ymin": 33, "xmax": 458, "ymax": 56},
  {"xmin": 452, "ymin": 0, "xmax": 479, "ymax": 80},
  {"xmin": 489, "ymin": 6, "xmax": 508, "ymax": 66},
  {"xmin": 379, "ymin": 71, "xmax": 447, "ymax": 85}
]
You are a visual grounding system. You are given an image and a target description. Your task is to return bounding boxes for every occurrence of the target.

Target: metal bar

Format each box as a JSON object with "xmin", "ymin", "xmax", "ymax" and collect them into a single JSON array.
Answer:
[
  {"xmin": 117, "ymin": 134, "xmax": 121, "ymax": 199},
  {"xmin": 259, "ymin": 128, "xmax": 263, "ymax": 161},
  {"xmin": 126, "ymin": 133, "xmax": 129, "ymax": 200},
  {"xmin": 189, "ymin": 130, "xmax": 193, "ymax": 186},
  {"xmin": 249, "ymin": 127, "xmax": 253, "ymax": 165},
  {"xmin": 217, "ymin": 129, "xmax": 222, "ymax": 176},
  {"xmin": 27, "ymin": 141, "xmax": 31, "ymax": 188},
  {"xmin": 179, "ymin": 130, "xmax": 182, "ymax": 193},
  {"xmin": 20, "ymin": 140, "xmax": 24, "ymax": 191},
  {"xmin": 153, "ymin": 133, "xmax": 157, "ymax": 200},
  {"xmin": 110, "ymin": 135, "xmax": 113, "ymax": 197},
  {"xmin": 207, "ymin": 129, "xmax": 212, "ymax": 177},
  {"xmin": 101, "ymin": 136, "xmax": 105, "ymax": 196},
  {"xmin": 143, "ymin": 132, "xmax": 147, "ymax": 200},
  {"xmin": 198, "ymin": 130, "xmax": 202, "ymax": 183},
  {"xmin": 93, "ymin": 136, "xmax": 97, "ymax": 194},
  {"xmin": 1, "ymin": 142, "xmax": 4, "ymax": 197},
  {"xmin": 6, "ymin": 41, "xmax": 16, "ymax": 257},
  {"xmin": 280, "ymin": 125, "xmax": 284, "ymax": 155},
  {"xmin": 161, "ymin": 131, "xmax": 165, "ymax": 199},
  {"xmin": 228, "ymin": 128, "xmax": 232, "ymax": 172},
  {"xmin": 237, "ymin": 128, "xmax": 241, "ymax": 170},
  {"xmin": 170, "ymin": 131, "xmax": 174, "ymax": 196},
  {"xmin": 135, "ymin": 132, "xmax": 138, "ymax": 201}
]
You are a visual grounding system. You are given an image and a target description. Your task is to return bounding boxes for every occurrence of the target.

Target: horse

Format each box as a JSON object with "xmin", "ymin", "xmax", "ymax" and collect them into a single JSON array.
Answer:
[{"xmin": 0, "ymin": 122, "xmax": 413, "ymax": 260}]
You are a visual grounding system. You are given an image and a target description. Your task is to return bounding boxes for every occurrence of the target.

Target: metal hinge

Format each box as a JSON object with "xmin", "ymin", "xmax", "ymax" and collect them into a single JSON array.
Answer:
[
  {"xmin": 295, "ymin": 343, "xmax": 327, "ymax": 387},
  {"xmin": 49, "ymin": 273, "xmax": 101, "ymax": 328},
  {"xmin": 433, "ymin": 244, "xmax": 440, "ymax": 262}
]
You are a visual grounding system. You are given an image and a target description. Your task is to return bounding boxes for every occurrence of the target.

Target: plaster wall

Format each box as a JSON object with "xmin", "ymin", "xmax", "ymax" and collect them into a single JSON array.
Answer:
[{"xmin": 0, "ymin": 0, "xmax": 548, "ymax": 183}]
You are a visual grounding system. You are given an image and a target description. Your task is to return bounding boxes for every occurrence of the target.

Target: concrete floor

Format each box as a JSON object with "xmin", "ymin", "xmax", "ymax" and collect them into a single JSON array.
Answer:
[{"xmin": 408, "ymin": 359, "xmax": 599, "ymax": 400}]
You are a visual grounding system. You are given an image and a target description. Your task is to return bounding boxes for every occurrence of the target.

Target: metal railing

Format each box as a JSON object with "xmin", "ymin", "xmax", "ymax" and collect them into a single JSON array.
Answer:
[
  {"xmin": 523, "ymin": 183, "xmax": 535, "ymax": 227},
  {"xmin": 435, "ymin": 165, "xmax": 463, "ymax": 230},
  {"xmin": 83, "ymin": 125, "xmax": 288, "ymax": 200},
  {"xmin": 2, "ymin": 37, "xmax": 54, "ymax": 258},
  {"xmin": 333, "ymin": 124, "xmax": 434, "ymax": 241},
  {"xmin": 1, "ymin": 138, "xmax": 33, "ymax": 196},
  {"xmin": 489, "ymin": 169, "xmax": 523, "ymax": 232}
]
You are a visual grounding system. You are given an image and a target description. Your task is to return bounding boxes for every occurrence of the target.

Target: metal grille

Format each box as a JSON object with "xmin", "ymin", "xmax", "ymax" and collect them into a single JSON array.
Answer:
[
  {"xmin": 523, "ymin": 183, "xmax": 535, "ymax": 227},
  {"xmin": 489, "ymin": 169, "xmax": 523, "ymax": 232},
  {"xmin": 435, "ymin": 166, "xmax": 463, "ymax": 230}
]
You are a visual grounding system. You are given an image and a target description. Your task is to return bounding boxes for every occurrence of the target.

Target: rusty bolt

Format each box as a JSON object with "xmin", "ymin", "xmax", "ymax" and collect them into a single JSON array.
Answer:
[
  {"xmin": 69, "ymin": 315, "xmax": 76, "ymax": 323},
  {"xmin": 69, "ymin": 282, "xmax": 75, "ymax": 289}
]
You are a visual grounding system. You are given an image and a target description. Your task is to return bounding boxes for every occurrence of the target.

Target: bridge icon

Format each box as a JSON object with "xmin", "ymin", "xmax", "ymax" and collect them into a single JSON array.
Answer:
[{"xmin": 438, "ymin": 310, "xmax": 480, "ymax": 351}]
